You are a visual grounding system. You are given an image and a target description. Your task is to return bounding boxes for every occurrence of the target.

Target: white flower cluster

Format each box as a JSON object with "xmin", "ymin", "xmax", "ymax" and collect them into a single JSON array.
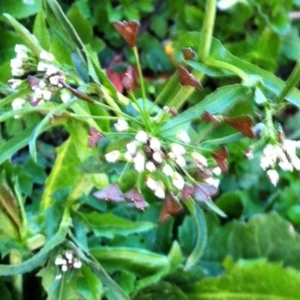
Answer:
[
  {"xmin": 54, "ymin": 250, "xmax": 82, "ymax": 279},
  {"xmin": 9, "ymin": 45, "xmax": 71, "ymax": 116},
  {"xmin": 260, "ymin": 140, "xmax": 300, "ymax": 186},
  {"xmin": 105, "ymin": 119, "xmax": 220, "ymax": 199}
]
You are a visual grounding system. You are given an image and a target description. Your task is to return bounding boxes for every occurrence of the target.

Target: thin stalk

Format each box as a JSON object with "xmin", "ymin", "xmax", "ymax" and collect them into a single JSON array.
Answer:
[
  {"xmin": 275, "ymin": 60, "xmax": 300, "ymax": 103},
  {"xmin": 133, "ymin": 46, "xmax": 147, "ymax": 109},
  {"xmin": 10, "ymin": 250, "xmax": 22, "ymax": 300},
  {"xmin": 14, "ymin": 182, "xmax": 27, "ymax": 241},
  {"xmin": 198, "ymin": 0, "xmax": 217, "ymax": 62}
]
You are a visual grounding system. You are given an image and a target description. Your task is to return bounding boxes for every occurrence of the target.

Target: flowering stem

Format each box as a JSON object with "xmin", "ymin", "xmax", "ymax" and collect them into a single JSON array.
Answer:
[
  {"xmin": 198, "ymin": 0, "xmax": 217, "ymax": 62},
  {"xmin": 132, "ymin": 46, "xmax": 147, "ymax": 110},
  {"xmin": 10, "ymin": 250, "xmax": 22, "ymax": 300},
  {"xmin": 274, "ymin": 60, "xmax": 300, "ymax": 104}
]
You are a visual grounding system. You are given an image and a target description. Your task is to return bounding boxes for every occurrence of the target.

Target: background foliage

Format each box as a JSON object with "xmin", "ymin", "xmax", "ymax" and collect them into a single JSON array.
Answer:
[{"xmin": 1, "ymin": 0, "xmax": 300, "ymax": 299}]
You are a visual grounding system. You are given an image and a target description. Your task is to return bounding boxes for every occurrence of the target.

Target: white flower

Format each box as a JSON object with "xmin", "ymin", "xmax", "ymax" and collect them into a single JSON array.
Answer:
[
  {"xmin": 37, "ymin": 61, "xmax": 51, "ymax": 72},
  {"xmin": 149, "ymin": 137, "xmax": 161, "ymax": 151},
  {"xmin": 267, "ymin": 169, "xmax": 279, "ymax": 186},
  {"xmin": 73, "ymin": 259, "xmax": 82, "ymax": 269},
  {"xmin": 154, "ymin": 181, "xmax": 165, "ymax": 199},
  {"xmin": 170, "ymin": 143, "xmax": 186, "ymax": 156},
  {"xmin": 172, "ymin": 172, "xmax": 185, "ymax": 190},
  {"xmin": 42, "ymin": 90, "xmax": 52, "ymax": 101},
  {"xmin": 39, "ymin": 79, "xmax": 47, "ymax": 88},
  {"xmin": 162, "ymin": 164, "xmax": 173, "ymax": 176},
  {"xmin": 40, "ymin": 50, "xmax": 55, "ymax": 62},
  {"xmin": 8, "ymin": 79, "xmax": 22, "ymax": 89},
  {"xmin": 15, "ymin": 44, "xmax": 28, "ymax": 54},
  {"xmin": 146, "ymin": 177, "xmax": 157, "ymax": 190},
  {"xmin": 55, "ymin": 257, "xmax": 67, "ymax": 266},
  {"xmin": 65, "ymin": 251, "xmax": 73, "ymax": 261},
  {"xmin": 126, "ymin": 141, "xmax": 138, "ymax": 155},
  {"xmin": 204, "ymin": 177, "xmax": 220, "ymax": 188},
  {"xmin": 11, "ymin": 68, "xmax": 25, "ymax": 77},
  {"xmin": 61, "ymin": 90, "xmax": 71, "ymax": 103},
  {"xmin": 11, "ymin": 98, "xmax": 26, "ymax": 111},
  {"xmin": 10, "ymin": 58, "xmax": 23, "ymax": 69},
  {"xmin": 114, "ymin": 119, "xmax": 129, "ymax": 132},
  {"xmin": 135, "ymin": 130, "xmax": 148, "ymax": 143},
  {"xmin": 49, "ymin": 75, "xmax": 61, "ymax": 86},
  {"xmin": 191, "ymin": 152, "xmax": 207, "ymax": 167},
  {"xmin": 217, "ymin": 0, "xmax": 240, "ymax": 10},
  {"xmin": 152, "ymin": 151, "xmax": 163, "ymax": 164},
  {"xmin": 175, "ymin": 155, "xmax": 186, "ymax": 167},
  {"xmin": 46, "ymin": 65, "xmax": 60, "ymax": 76},
  {"xmin": 212, "ymin": 167, "xmax": 222, "ymax": 176},
  {"xmin": 146, "ymin": 161, "xmax": 156, "ymax": 172},
  {"xmin": 61, "ymin": 265, "xmax": 68, "ymax": 272},
  {"xmin": 133, "ymin": 151, "xmax": 145, "ymax": 172},
  {"xmin": 177, "ymin": 130, "xmax": 190, "ymax": 144},
  {"xmin": 124, "ymin": 151, "xmax": 133, "ymax": 162},
  {"xmin": 105, "ymin": 150, "xmax": 121, "ymax": 163}
]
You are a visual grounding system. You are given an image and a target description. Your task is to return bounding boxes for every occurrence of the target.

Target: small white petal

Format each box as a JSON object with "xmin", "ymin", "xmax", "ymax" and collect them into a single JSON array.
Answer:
[
  {"xmin": 170, "ymin": 143, "xmax": 186, "ymax": 156},
  {"xmin": 204, "ymin": 177, "xmax": 220, "ymax": 188},
  {"xmin": 105, "ymin": 150, "xmax": 121, "ymax": 163},
  {"xmin": 126, "ymin": 141, "xmax": 139, "ymax": 155},
  {"xmin": 146, "ymin": 177, "xmax": 157, "ymax": 190},
  {"xmin": 8, "ymin": 79, "xmax": 23, "ymax": 89},
  {"xmin": 40, "ymin": 50, "xmax": 55, "ymax": 62},
  {"xmin": 61, "ymin": 90, "xmax": 71, "ymax": 103},
  {"xmin": 149, "ymin": 137, "xmax": 161, "ymax": 151},
  {"xmin": 267, "ymin": 169, "xmax": 279, "ymax": 186},
  {"xmin": 175, "ymin": 155, "xmax": 186, "ymax": 167},
  {"xmin": 114, "ymin": 119, "xmax": 129, "ymax": 132},
  {"xmin": 162, "ymin": 164, "xmax": 173, "ymax": 176},
  {"xmin": 10, "ymin": 58, "xmax": 23, "ymax": 69},
  {"xmin": 49, "ymin": 75, "xmax": 61, "ymax": 86},
  {"xmin": 152, "ymin": 151, "xmax": 163, "ymax": 164},
  {"xmin": 61, "ymin": 265, "xmax": 68, "ymax": 272},
  {"xmin": 172, "ymin": 172, "xmax": 185, "ymax": 190},
  {"xmin": 65, "ymin": 251, "xmax": 73, "ymax": 260},
  {"xmin": 177, "ymin": 130, "xmax": 190, "ymax": 144},
  {"xmin": 146, "ymin": 161, "xmax": 156, "ymax": 172},
  {"xmin": 11, "ymin": 68, "xmax": 25, "ymax": 77},
  {"xmin": 37, "ymin": 61, "xmax": 51, "ymax": 72},
  {"xmin": 15, "ymin": 44, "xmax": 28, "ymax": 54},
  {"xmin": 46, "ymin": 65, "xmax": 60, "ymax": 76},
  {"xmin": 135, "ymin": 130, "xmax": 148, "ymax": 143},
  {"xmin": 154, "ymin": 181, "xmax": 165, "ymax": 199},
  {"xmin": 16, "ymin": 51, "xmax": 29, "ymax": 61},
  {"xmin": 73, "ymin": 260, "xmax": 82, "ymax": 269},
  {"xmin": 55, "ymin": 274, "xmax": 62, "ymax": 280},
  {"xmin": 42, "ymin": 90, "xmax": 52, "ymax": 101},
  {"xmin": 133, "ymin": 151, "xmax": 145, "ymax": 172},
  {"xmin": 39, "ymin": 79, "xmax": 47, "ymax": 88},
  {"xmin": 55, "ymin": 257, "xmax": 67, "ymax": 266},
  {"xmin": 212, "ymin": 167, "xmax": 222, "ymax": 176},
  {"xmin": 124, "ymin": 151, "xmax": 133, "ymax": 162},
  {"xmin": 217, "ymin": 0, "xmax": 240, "ymax": 10},
  {"xmin": 191, "ymin": 152, "xmax": 207, "ymax": 167},
  {"xmin": 11, "ymin": 98, "xmax": 26, "ymax": 110}
]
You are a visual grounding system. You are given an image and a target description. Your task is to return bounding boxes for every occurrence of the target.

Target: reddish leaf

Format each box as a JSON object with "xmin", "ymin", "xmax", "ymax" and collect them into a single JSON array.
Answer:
[
  {"xmin": 223, "ymin": 115, "xmax": 255, "ymax": 139},
  {"xmin": 181, "ymin": 184, "xmax": 195, "ymax": 200},
  {"xmin": 106, "ymin": 69, "xmax": 124, "ymax": 93},
  {"xmin": 124, "ymin": 189, "xmax": 148, "ymax": 210},
  {"xmin": 182, "ymin": 47, "xmax": 196, "ymax": 60},
  {"xmin": 93, "ymin": 184, "xmax": 124, "ymax": 202},
  {"xmin": 212, "ymin": 147, "xmax": 229, "ymax": 174},
  {"xmin": 122, "ymin": 65, "xmax": 138, "ymax": 91},
  {"xmin": 193, "ymin": 182, "xmax": 217, "ymax": 201},
  {"xmin": 202, "ymin": 111, "xmax": 221, "ymax": 124},
  {"xmin": 88, "ymin": 127, "xmax": 103, "ymax": 148},
  {"xmin": 159, "ymin": 192, "xmax": 183, "ymax": 224},
  {"xmin": 178, "ymin": 66, "xmax": 202, "ymax": 88},
  {"xmin": 113, "ymin": 20, "xmax": 140, "ymax": 47}
]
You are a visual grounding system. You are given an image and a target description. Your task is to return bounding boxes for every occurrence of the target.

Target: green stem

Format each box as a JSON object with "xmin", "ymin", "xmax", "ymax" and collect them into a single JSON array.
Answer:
[
  {"xmin": 10, "ymin": 250, "xmax": 22, "ymax": 300},
  {"xmin": 198, "ymin": 0, "xmax": 217, "ymax": 62},
  {"xmin": 133, "ymin": 46, "xmax": 147, "ymax": 109},
  {"xmin": 275, "ymin": 60, "xmax": 300, "ymax": 103}
]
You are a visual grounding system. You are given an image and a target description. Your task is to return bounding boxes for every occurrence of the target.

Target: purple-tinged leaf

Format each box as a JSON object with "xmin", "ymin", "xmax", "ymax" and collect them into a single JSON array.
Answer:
[
  {"xmin": 181, "ymin": 184, "xmax": 195, "ymax": 200},
  {"xmin": 193, "ymin": 182, "xmax": 218, "ymax": 201},
  {"xmin": 88, "ymin": 127, "xmax": 103, "ymax": 148},
  {"xmin": 178, "ymin": 66, "xmax": 202, "ymax": 88},
  {"xmin": 212, "ymin": 147, "xmax": 228, "ymax": 174},
  {"xmin": 93, "ymin": 184, "xmax": 124, "ymax": 202},
  {"xmin": 182, "ymin": 47, "xmax": 196, "ymax": 60},
  {"xmin": 124, "ymin": 189, "xmax": 148, "ymax": 210},
  {"xmin": 159, "ymin": 193, "xmax": 183, "ymax": 224},
  {"xmin": 113, "ymin": 20, "xmax": 140, "ymax": 47}
]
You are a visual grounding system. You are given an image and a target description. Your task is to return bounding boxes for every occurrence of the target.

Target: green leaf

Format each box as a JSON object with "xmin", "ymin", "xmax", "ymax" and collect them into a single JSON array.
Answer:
[
  {"xmin": 74, "ymin": 211, "xmax": 155, "ymax": 238},
  {"xmin": 4, "ymin": 14, "xmax": 43, "ymax": 56},
  {"xmin": 0, "ymin": 0, "xmax": 42, "ymax": 19},
  {"xmin": 91, "ymin": 247, "xmax": 169, "ymax": 276},
  {"xmin": 184, "ymin": 258, "xmax": 300, "ymax": 300},
  {"xmin": 0, "ymin": 212, "xmax": 70, "ymax": 276},
  {"xmin": 33, "ymin": 9, "xmax": 50, "ymax": 51},
  {"xmin": 184, "ymin": 200, "xmax": 207, "ymax": 271},
  {"xmin": 160, "ymin": 84, "xmax": 251, "ymax": 136},
  {"xmin": 0, "ymin": 281, "xmax": 13, "ymax": 300}
]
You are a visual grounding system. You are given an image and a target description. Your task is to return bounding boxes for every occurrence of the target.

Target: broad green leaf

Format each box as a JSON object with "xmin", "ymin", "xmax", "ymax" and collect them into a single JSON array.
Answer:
[
  {"xmin": 184, "ymin": 200, "xmax": 207, "ymax": 270},
  {"xmin": 0, "ymin": 281, "xmax": 12, "ymax": 300},
  {"xmin": 184, "ymin": 258, "xmax": 300, "ymax": 300},
  {"xmin": 160, "ymin": 84, "xmax": 251, "ymax": 136},
  {"xmin": 33, "ymin": 9, "xmax": 50, "ymax": 50},
  {"xmin": 74, "ymin": 211, "xmax": 155, "ymax": 238},
  {"xmin": 0, "ymin": 212, "xmax": 70, "ymax": 276},
  {"xmin": 3, "ymin": 14, "xmax": 42, "ymax": 57},
  {"xmin": 77, "ymin": 265, "xmax": 103, "ymax": 300},
  {"xmin": 0, "ymin": 0, "xmax": 42, "ymax": 20},
  {"xmin": 91, "ymin": 247, "xmax": 169, "ymax": 276}
]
